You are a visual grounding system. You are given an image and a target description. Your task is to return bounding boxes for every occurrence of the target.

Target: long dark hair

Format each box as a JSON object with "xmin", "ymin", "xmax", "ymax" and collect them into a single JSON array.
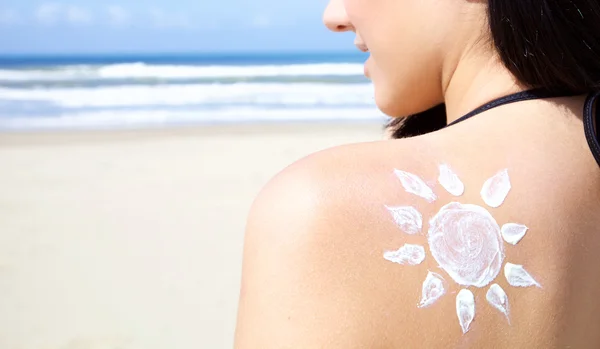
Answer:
[{"xmin": 388, "ymin": 0, "xmax": 600, "ymax": 139}]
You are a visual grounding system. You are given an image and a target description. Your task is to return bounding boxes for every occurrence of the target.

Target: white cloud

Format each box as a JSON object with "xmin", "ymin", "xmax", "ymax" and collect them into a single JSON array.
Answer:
[
  {"xmin": 0, "ymin": 9, "xmax": 20, "ymax": 25},
  {"xmin": 34, "ymin": 3, "xmax": 92, "ymax": 26},
  {"xmin": 251, "ymin": 14, "xmax": 271, "ymax": 28},
  {"xmin": 65, "ymin": 5, "xmax": 92, "ymax": 24},
  {"xmin": 35, "ymin": 3, "xmax": 61, "ymax": 25},
  {"xmin": 149, "ymin": 7, "xmax": 194, "ymax": 29},
  {"xmin": 107, "ymin": 5, "xmax": 130, "ymax": 26}
]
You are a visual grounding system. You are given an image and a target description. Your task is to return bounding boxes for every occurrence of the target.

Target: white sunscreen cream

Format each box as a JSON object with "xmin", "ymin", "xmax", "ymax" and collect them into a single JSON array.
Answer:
[
  {"xmin": 501, "ymin": 223, "xmax": 528, "ymax": 245},
  {"xmin": 504, "ymin": 263, "xmax": 541, "ymax": 288},
  {"xmin": 456, "ymin": 289, "xmax": 475, "ymax": 334},
  {"xmin": 486, "ymin": 283, "xmax": 510, "ymax": 322},
  {"xmin": 384, "ymin": 244, "xmax": 426, "ymax": 266},
  {"xmin": 428, "ymin": 202, "xmax": 504, "ymax": 287},
  {"xmin": 394, "ymin": 169, "xmax": 437, "ymax": 203},
  {"xmin": 438, "ymin": 164, "xmax": 465, "ymax": 196},
  {"xmin": 480, "ymin": 169, "xmax": 511, "ymax": 208},
  {"xmin": 385, "ymin": 205, "xmax": 422, "ymax": 235},
  {"xmin": 419, "ymin": 271, "xmax": 446, "ymax": 308},
  {"xmin": 384, "ymin": 166, "xmax": 540, "ymax": 335}
]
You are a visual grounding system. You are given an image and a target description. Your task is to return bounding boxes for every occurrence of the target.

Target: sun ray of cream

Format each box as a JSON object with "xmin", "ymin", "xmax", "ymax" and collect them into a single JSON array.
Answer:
[
  {"xmin": 419, "ymin": 271, "xmax": 446, "ymax": 308},
  {"xmin": 385, "ymin": 205, "xmax": 423, "ymax": 235},
  {"xmin": 486, "ymin": 283, "xmax": 510, "ymax": 323},
  {"xmin": 456, "ymin": 289, "xmax": 475, "ymax": 334},
  {"xmin": 394, "ymin": 169, "xmax": 437, "ymax": 203},
  {"xmin": 480, "ymin": 169, "xmax": 511, "ymax": 208},
  {"xmin": 501, "ymin": 223, "xmax": 528, "ymax": 245},
  {"xmin": 383, "ymin": 244, "xmax": 426, "ymax": 266},
  {"xmin": 438, "ymin": 164, "xmax": 465, "ymax": 196},
  {"xmin": 504, "ymin": 263, "xmax": 541, "ymax": 288}
]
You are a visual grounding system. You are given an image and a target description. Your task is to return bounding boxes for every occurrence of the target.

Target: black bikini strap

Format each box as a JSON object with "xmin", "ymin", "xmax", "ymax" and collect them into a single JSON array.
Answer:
[
  {"xmin": 583, "ymin": 91, "xmax": 600, "ymax": 167},
  {"xmin": 447, "ymin": 88, "xmax": 579, "ymax": 127},
  {"xmin": 444, "ymin": 87, "xmax": 600, "ymax": 168}
]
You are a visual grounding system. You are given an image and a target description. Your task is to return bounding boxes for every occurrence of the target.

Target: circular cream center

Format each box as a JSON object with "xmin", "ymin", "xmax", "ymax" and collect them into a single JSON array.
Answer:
[{"xmin": 428, "ymin": 202, "xmax": 504, "ymax": 287}]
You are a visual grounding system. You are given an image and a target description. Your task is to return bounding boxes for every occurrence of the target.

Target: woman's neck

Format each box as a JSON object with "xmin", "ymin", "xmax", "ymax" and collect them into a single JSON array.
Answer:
[{"xmin": 441, "ymin": 51, "xmax": 528, "ymax": 125}]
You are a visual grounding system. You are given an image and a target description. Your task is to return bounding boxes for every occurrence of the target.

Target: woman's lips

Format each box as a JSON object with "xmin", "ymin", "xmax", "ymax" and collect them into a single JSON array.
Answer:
[{"xmin": 354, "ymin": 42, "xmax": 369, "ymax": 53}]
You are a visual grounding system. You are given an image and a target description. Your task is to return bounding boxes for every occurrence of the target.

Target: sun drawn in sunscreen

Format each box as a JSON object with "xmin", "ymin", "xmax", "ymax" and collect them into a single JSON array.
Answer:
[{"xmin": 384, "ymin": 165, "xmax": 540, "ymax": 334}]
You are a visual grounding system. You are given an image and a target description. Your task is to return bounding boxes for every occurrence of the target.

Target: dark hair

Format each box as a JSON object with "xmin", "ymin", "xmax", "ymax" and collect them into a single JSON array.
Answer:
[{"xmin": 388, "ymin": 0, "xmax": 600, "ymax": 139}]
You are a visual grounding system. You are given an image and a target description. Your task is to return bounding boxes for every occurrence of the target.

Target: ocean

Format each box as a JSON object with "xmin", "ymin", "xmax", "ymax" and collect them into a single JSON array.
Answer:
[{"xmin": 0, "ymin": 52, "xmax": 386, "ymax": 131}]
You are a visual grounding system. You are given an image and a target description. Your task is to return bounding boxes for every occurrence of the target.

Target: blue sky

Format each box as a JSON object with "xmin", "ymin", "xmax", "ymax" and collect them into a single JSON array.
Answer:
[{"xmin": 0, "ymin": 0, "xmax": 355, "ymax": 54}]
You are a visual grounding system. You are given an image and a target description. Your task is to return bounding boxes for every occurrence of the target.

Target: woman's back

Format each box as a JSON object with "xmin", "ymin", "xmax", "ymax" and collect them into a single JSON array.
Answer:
[{"xmin": 235, "ymin": 94, "xmax": 600, "ymax": 348}]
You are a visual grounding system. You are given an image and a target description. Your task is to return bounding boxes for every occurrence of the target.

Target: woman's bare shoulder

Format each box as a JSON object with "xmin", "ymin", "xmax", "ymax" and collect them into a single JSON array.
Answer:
[
  {"xmin": 235, "ymin": 139, "xmax": 434, "ymax": 347},
  {"xmin": 235, "ymin": 135, "xmax": 600, "ymax": 348}
]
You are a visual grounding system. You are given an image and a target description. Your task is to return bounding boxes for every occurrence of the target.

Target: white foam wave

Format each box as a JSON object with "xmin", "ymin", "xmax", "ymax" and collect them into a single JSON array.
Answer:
[
  {"xmin": 0, "ymin": 83, "xmax": 375, "ymax": 108},
  {"xmin": 0, "ymin": 63, "xmax": 365, "ymax": 82},
  {"xmin": 0, "ymin": 107, "xmax": 387, "ymax": 130}
]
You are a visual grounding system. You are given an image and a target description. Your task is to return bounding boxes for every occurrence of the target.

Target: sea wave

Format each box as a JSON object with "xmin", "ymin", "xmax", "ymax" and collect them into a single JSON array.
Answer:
[
  {"xmin": 0, "ymin": 83, "xmax": 375, "ymax": 108},
  {"xmin": 0, "ymin": 63, "xmax": 365, "ymax": 82},
  {"xmin": 0, "ymin": 107, "xmax": 387, "ymax": 130}
]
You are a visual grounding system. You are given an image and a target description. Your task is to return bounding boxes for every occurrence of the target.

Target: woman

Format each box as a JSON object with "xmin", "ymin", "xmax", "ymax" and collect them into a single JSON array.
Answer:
[{"xmin": 235, "ymin": 0, "xmax": 600, "ymax": 347}]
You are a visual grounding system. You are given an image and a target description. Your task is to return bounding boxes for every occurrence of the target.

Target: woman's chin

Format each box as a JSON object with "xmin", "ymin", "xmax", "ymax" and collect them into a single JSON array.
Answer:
[
  {"xmin": 364, "ymin": 56, "xmax": 373, "ymax": 79},
  {"xmin": 373, "ymin": 82, "xmax": 432, "ymax": 118},
  {"xmin": 373, "ymin": 89, "xmax": 406, "ymax": 118}
]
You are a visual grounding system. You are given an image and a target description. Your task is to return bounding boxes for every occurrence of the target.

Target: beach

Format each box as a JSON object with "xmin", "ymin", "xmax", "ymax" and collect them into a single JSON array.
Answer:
[
  {"xmin": 0, "ymin": 51, "xmax": 384, "ymax": 347},
  {"xmin": 0, "ymin": 122, "xmax": 383, "ymax": 348}
]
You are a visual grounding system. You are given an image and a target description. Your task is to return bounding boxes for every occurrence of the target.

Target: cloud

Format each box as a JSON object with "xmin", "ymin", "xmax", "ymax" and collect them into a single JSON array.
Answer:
[
  {"xmin": 0, "ymin": 9, "xmax": 20, "ymax": 25},
  {"xmin": 251, "ymin": 14, "xmax": 271, "ymax": 28},
  {"xmin": 34, "ymin": 3, "xmax": 61, "ymax": 25},
  {"xmin": 34, "ymin": 3, "xmax": 92, "ymax": 26},
  {"xmin": 148, "ymin": 7, "xmax": 194, "ymax": 29},
  {"xmin": 65, "ymin": 5, "xmax": 92, "ymax": 24},
  {"xmin": 248, "ymin": 12, "xmax": 297, "ymax": 29},
  {"xmin": 30, "ymin": 4, "xmax": 207, "ymax": 30},
  {"xmin": 107, "ymin": 5, "xmax": 130, "ymax": 26}
]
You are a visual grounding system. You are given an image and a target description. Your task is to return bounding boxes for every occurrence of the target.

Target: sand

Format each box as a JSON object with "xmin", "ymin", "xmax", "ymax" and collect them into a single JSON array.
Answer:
[{"xmin": 0, "ymin": 122, "xmax": 383, "ymax": 349}]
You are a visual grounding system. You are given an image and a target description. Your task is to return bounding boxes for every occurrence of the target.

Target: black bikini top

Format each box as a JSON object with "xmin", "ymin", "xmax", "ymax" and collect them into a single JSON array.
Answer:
[{"xmin": 447, "ymin": 88, "xmax": 600, "ymax": 167}]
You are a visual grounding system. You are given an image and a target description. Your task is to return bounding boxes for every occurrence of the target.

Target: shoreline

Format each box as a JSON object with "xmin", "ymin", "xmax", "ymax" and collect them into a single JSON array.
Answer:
[{"xmin": 0, "ymin": 120, "xmax": 385, "ymax": 146}]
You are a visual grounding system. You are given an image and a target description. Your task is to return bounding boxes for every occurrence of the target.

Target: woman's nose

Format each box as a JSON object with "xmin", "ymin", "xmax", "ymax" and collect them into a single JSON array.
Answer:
[{"xmin": 323, "ymin": 0, "xmax": 353, "ymax": 32}]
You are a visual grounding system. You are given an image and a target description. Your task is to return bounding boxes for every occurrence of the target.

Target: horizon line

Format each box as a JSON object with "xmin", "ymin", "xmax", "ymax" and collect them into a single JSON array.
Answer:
[{"xmin": 0, "ymin": 49, "xmax": 364, "ymax": 58}]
